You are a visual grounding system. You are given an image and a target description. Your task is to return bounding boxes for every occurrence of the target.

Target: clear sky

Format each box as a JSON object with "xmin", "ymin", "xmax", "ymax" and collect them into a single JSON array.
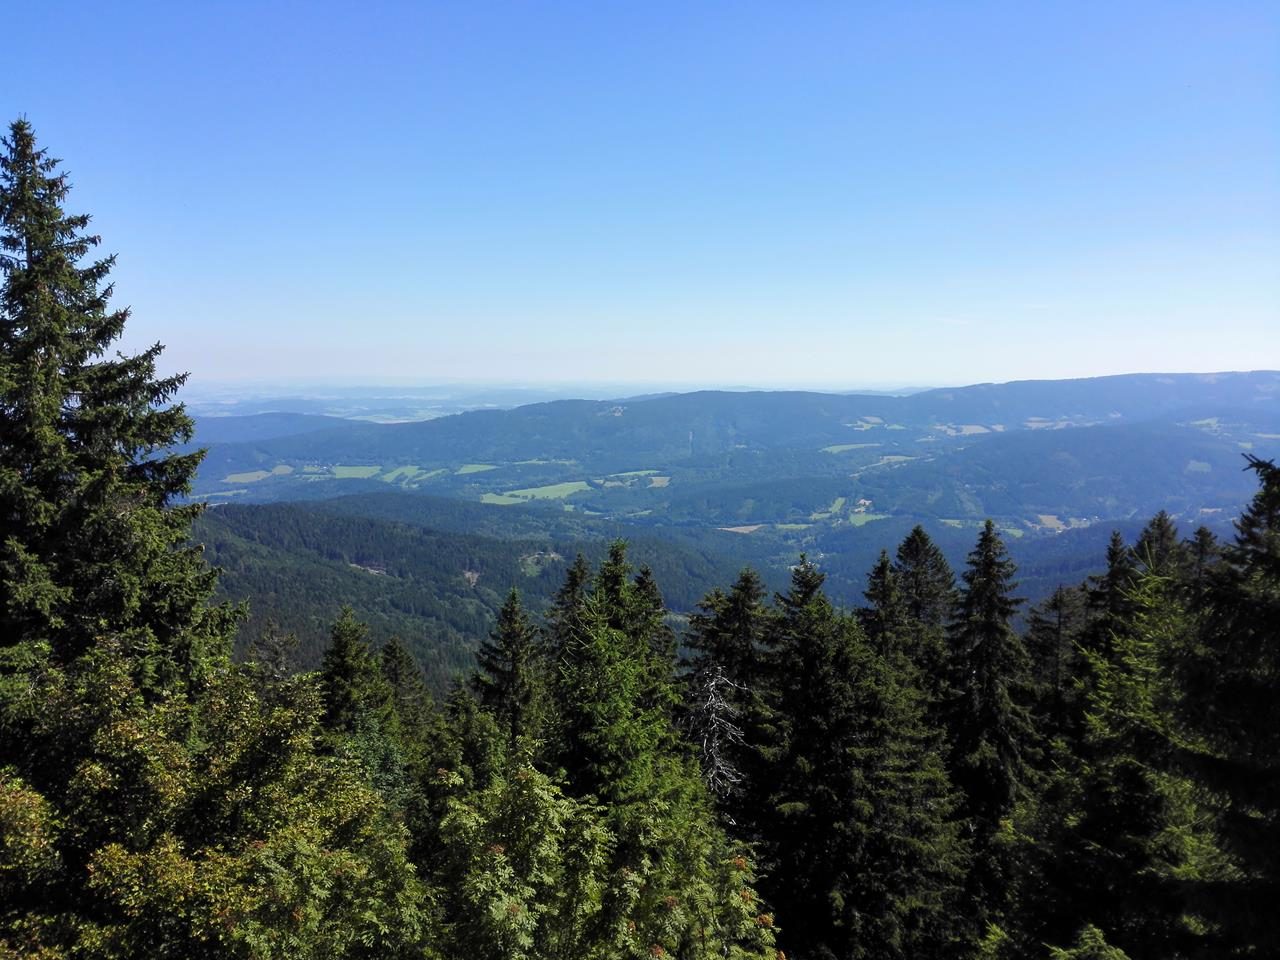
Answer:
[{"xmin": 5, "ymin": 1, "xmax": 1278, "ymax": 388}]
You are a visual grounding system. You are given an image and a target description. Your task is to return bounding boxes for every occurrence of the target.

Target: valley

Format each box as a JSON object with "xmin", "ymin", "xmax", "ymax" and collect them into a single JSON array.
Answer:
[{"xmin": 188, "ymin": 371, "xmax": 1280, "ymax": 679}]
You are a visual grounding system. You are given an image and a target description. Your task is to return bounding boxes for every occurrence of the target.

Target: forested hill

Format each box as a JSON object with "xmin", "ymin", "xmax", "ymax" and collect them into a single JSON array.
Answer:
[
  {"xmin": 191, "ymin": 372, "xmax": 1280, "ymax": 533},
  {"xmin": 196, "ymin": 500, "xmax": 769, "ymax": 686},
  {"xmin": 193, "ymin": 490, "xmax": 1203, "ymax": 693}
]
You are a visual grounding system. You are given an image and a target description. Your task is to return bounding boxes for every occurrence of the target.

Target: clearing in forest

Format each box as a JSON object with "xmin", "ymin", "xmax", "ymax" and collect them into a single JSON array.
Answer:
[{"xmin": 822, "ymin": 443, "xmax": 880, "ymax": 453}]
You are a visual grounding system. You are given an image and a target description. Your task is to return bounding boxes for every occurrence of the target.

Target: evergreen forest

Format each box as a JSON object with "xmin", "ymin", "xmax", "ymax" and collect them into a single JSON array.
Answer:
[{"xmin": 3, "ymin": 120, "xmax": 1278, "ymax": 960}]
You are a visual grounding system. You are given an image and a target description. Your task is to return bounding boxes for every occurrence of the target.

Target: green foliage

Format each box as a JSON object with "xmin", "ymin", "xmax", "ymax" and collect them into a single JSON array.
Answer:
[
  {"xmin": 0, "ymin": 121, "xmax": 428, "ymax": 959},
  {"xmin": 437, "ymin": 761, "xmax": 612, "ymax": 960},
  {"xmin": 1, "ymin": 642, "xmax": 431, "ymax": 959},
  {"xmin": 1175, "ymin": 456, "xmax": 1280, "ymax": 953},
  {"xmin": 1047, "ymin": 926, "xmax": 1132, "ymax": 960},
  {"xmin": 472, "ymin": 589, "xmax": 546, "ymax": 749},
  {"xmin": 0, "ymin": 118, "xmax": 236, "ymax": 690},
  {"xmin": 945, "ymin": 520, "xmax": 1035, "ymax": 933},
  {"xmin": 750, "ymin": 560, "xmax": 967, "ymax": 960}
]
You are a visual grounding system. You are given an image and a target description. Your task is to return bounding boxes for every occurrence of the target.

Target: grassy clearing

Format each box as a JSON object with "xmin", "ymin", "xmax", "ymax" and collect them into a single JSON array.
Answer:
[
  {"xmin": 480, "ymin": 493, "xmax": 525, "ymax": 505},
  {"xmin": 457, "ymin": 463, "xmax": 498, "ymax": 475},
  {"xmin": 648, "ymin": 476, "xmax": 671, "ymax": 488},
  {"xmin": 333, "ymin": 465, "xmax": 382, "ymax": 479},
  {"xmin": 1184, "ymin": 460, "xmax": 1212, "ymax": 474},
  {"xmin": 381, "ymin": 465, "xmax": 421, "ymax": 482},
  {"xmin": 774, "ymin": 523, "xmax": 812, "ymax": 531},
  {"xmin": 1036, "ymin": 514, "xmax": 1066, "ymax": 531},
  {"xmin": 810, "ymin": 496, "xmax": 848, "ymax": 521},
  {"xmin": 1000, "ymin": 526, "xmax": 1026, "ymax": 539},
  {"xmin": 205, "ymin": 489, "xmax": 248, "ymax": 498},
  {"xmin": 613, "ymin": 469, "xmax": 658, "ymax": 477},
  {"xmin": 822, "ymin": 443, "xmax": 880, "ymax": 454},
  {"xmin": 878, "ymin": 455, "xmax": 915, "ymax": 463},
  {"xmin": 507, "ymin": 481, "xmax": 590, "ymax": 499},
  {"xmin": 224, "ymin": 470, "xmax": 272, "ymax": 483},
  {"xmin": 519, "ymin": 551, "xmax": 564, "ymax": 576},
  {"xmin": 941, "ymin": 519, "xmax": 965, "ymax": 528},
  {"xmin": 719, "ymin": 524, "xmax": 764, "ymax": 534},
  {"xmin": 847, "ymin": 513, "xmax": 889, "ymax": 527}
]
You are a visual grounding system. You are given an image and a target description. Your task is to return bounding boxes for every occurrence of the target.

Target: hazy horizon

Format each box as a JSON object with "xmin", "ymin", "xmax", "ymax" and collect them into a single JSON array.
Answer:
[{"xmin": 6, "ymin": 2, "xmax": 1277, "ymax": 386}]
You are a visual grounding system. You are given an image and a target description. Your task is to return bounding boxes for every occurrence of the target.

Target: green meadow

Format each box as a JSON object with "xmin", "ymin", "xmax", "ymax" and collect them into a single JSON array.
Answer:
[{"xmin": 332, "ymin": 465, "xmax": 381, "ymax": 479}]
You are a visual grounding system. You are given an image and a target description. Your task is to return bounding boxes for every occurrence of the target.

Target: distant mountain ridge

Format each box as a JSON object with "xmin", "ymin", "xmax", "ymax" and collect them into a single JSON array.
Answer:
[
  {"xmin": 186, "ymin": 371, "xmax": 1279, "ymax": 595},
  {"xmin": 196, "ymin": 370, "xmax": 1280, "ymax": 465}
]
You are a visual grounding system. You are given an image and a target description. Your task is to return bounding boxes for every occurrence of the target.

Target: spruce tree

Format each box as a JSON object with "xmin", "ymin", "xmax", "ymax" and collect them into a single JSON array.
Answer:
[
  {"xmin": 319, "ymin": 606, "xmax": 388, "ymax": 734},
  {"xmin": 893, "ymin": 526, "xmax": 957, "ymax": 706},
  {"xmin": 1059, "ymin": 571, "xmax": 1210, "ymax": 959},
  {"xmin": 472, "ymin": 588, "xmax": 544, "ymax": 750},
  {"xmin": 946, "ymin": 520, "xmax": 1034, "ymax": 929},
  {"xmin": 759, "ymin": 559, "xmax": 967, "ymax": 960},
  {"xmin": 862, "ymin": 549, "xmax": 909, "ymax": 664},
  {"xmin": 0, "ymin": 121, "xmax": 429, "ymax": 957},
  {"xmin": 549, "ymin": 560, "xmax": 776, "ymax": 959},
  {"xmin": 1083, "ymin": 532, "xmax": 1137, "ymax": 662},
  {"xmin": 896, "ymin": 525, "xmax": 957, "ymax": 628},
  {"xmin": 1178, "ymin": 457, "xmax": 1280, "ymax": 953},
  {"xmin": 683, "ymin": 569, "xmax": 769, "ymax": 822},
  {"xmin": 684, "ymin": 568, "xmax": 768, "ymax": 689},
  {"xmin": 543, "ymin": 551, "xmax": 590, "ymax": 662},
  {"xmin": 1025, "ymin": 585, "xmax": 1088, "ymax": 740},
  {"xmin": 632, "ymin": 564, "xmax": 677, "ymax": 674},
  {"xmin": 1186, "ymin": 525, "xmax": 1220, "ymax": 600},
  {"xmin": 1132, "ymin": 510, "xmax": 1188, "ymax": 578},
  {"xmin": 0, "ymin": 119, "xmax": 234, "ymax": 687}
]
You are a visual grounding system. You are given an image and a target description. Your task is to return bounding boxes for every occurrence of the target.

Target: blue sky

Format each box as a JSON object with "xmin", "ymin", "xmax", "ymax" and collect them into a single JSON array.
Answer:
[{"xmin": 5, "ymin": 1, "xmax": 1278, "ymax": 387}]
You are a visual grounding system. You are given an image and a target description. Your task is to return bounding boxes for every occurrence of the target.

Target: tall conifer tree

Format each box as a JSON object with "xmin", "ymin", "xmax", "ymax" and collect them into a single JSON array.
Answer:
[
  {"xmin": 946, "ymin": 520, "xmax": 1034, "ymax": 930},
  {"xmin": 0, "ymin": 120, "xmax": 429, "ymax": 959},
  {"xmin": 0, "ymin": 118, "xmax": 234, "ymax": 688},
  {"xmin": 1178, "ymin": 457, "xmax": 1280, "ymax": 954},
  {"xmin": 759, "ymin": 559, "xmax": 967, "ymax": 960},
  {"xmin": 472, "ymin": 588, "xmax": 544, "ymax": 750},
  {"xmin": 894, "ymin": 526, "xmax": 957, "ymax": 707}
]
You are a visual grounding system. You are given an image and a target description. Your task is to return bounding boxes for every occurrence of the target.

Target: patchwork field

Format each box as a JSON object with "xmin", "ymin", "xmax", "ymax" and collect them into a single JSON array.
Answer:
[
  {"xmin": 480, "ymin": 480, "xmax": 591, "ymax": 505},
  {"xmin": 224, "ymin": 464, "xmax": 293, "ymax": 483},
  {"xmin": 847, "ymin": 512, "xmax": 889, "ymax": 527},
  {"xmin": 822, "ymin": 443, "xmax": 880, "ymax": 454}
]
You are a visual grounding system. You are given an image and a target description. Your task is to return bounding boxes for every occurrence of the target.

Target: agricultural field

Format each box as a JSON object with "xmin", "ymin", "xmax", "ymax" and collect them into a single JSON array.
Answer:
[
  {"xmin": 223, "ymin": 464, "xmax": 293, "ymax": 483},
  {"xmin": 481, "ymin": 480, "xmax": 591, "ymax": 505},
  {"xmin": 847, "ymin": 512, "xmax": 889, "ymax": 527},
  {"xmin": 821, "ymin": 443, "xmax": 879, "ymax": 454},
  {"xmin": 381, "ymin": 465, "xmax": 422, "ymax": 482}
]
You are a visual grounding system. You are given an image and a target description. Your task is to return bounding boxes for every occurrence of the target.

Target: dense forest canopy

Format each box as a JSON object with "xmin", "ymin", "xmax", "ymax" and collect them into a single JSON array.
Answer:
[{"xmin": 3, "ymin": 120, "xmax": 1278, "ymax": 960}]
